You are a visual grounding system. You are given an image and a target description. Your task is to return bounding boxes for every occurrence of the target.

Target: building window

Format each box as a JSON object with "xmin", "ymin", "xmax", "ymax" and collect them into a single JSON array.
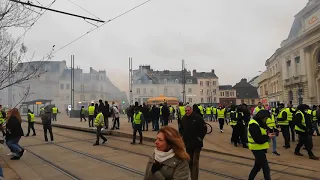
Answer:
[
  {"xmin": 175, "ymin": 79, "xmax": 179, "ymax": 84},
  {"xmin": 212, "ymin": 81, "xmax": 216, "ymax": 86},
  {"xmin": 206, "ymin": 81, "xmax": 209, "ymax": 86},
  {"xmin": 188, "ymin": 88, "xmax": 192, "ymax": 93},
  {"xmin": 212, "ymin": 89, "xmax": 216, "ymax": 95},
  {"xmin": 186, "ymin": 79, "xmax": 192, "ymax": 84},
  {"xmin": 164, "ymin": 79, "xmax": 167, "ymax": 84},
  {"xmin": 188, "ymin": 98, "xmax": 192, "ymax": 103},
  {"xmin": 80, "ymin": 95, "xmax": 85, "ymax": 101},
  {"xmin": 230, "ymin": 91, "xmax": 234, "ymax": 97},
  {"xmin": 271, "ymin": 84, "xmax": 273, "ymax": 93},
  {"xmin": 286, "ymin": 60, "xmax": 291, "ymax": 78},
  {"xmin": 143, "ymin": 88, "xmax": 146, "ymax": 94},
  {"xmin": 200, "ymin": 81, "xmax": 203, "ymax": 86},
  {"xmin": 66, "ymin": 84, "xmax": 70, "ymax": 90},
  {"xmin": 226, "ymin": 91, "xmax": 229, "ymax": 97},
  {"xmin": 151, "ymin": 88, "xmax": 154, "ymax": 94},
  {"xmin": 60, "ymin": 84, "xmax": 64, "ymax": 90},
  {"xmin": 220, "ymin": 92, "xmax": 225, "ymax": 97},
  {"xmin": 100, "ymin": 85, "xmax": 103, "ymax": 92},
  {"xmin": 80, "ymin": 84, "xmax": 84, "ymax": 91},
  {"xmin": 137, "ymin": 88, "xmax": 140, "ymax": 94},
  {"xmin": 200, "ymin": 89, "xmax": 204, "ymax": 95},
  {"xmin": 201, "ymin": 98, "xmax": 204, "ymax": 103},
  {"xmin": 295, "ymin": 56, "xmax": 300, "ymax": 75},
  {"xmin": 207, "ymin": 97, "xmax": 211, "ymax": 103},
  {"xmin": 207, "ymin": 89, "xmax": 210, "ymax": 95},
  {"xmin": 260, "ymin": 87, "xmax": 263, "ymax": 96},
  {"xmin": 213, "ymin": 97, "xmax": 217, "ymax": 103}
]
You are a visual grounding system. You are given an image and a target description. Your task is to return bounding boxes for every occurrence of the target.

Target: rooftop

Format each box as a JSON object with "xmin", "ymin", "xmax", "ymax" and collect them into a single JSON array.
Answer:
[
  {"xmin": 192, "ymin": 69, "xmax": 218, "ymax": 78},
  {"xmin": 233, "ymin": 78, "xmax": 259, "ymax": 99},
  {"xmin": 219, "ymin": 85, "xmax": 233, "ymax": 90}
]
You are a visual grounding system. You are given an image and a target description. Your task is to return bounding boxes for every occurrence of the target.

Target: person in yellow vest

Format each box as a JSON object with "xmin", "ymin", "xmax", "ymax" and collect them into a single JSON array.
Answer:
[
  {"xmin": 217, "ymin": 105, "xmax": 226, "ymax": 133},
  {"xmin": 229, "ymin": 105, "xmax": 240, "ymax": 146},
  {"xmin": 197, "ymin": 104, "xmax": 204, "ymax": 117},
  {"xmin": 51, "ymin": 105, "xmax": 58, "ymax": 121},
  {"xmin": 0, "ymin": 105, "xmax": 6, "ymax": 137},
  {"xmin": 169, "ymin": 105, "xmax": 173, "ymax": 123},
  {"xmin": 286, "ymin": 103, "xmax": 296, "ymax": 142},
  {"xmin": 25, "ymin": 109, "xmax": 36, "ymax": 137},
  {"xmin": 253, "ymin": 102, "xmax": 264, "ymax": 116},
  {"xmin": 40, "ymin": 107, "xmax": 45, "ymax": 116},
  {"xmin": 131, "ymin": 107, "xmax": 143, "ymax": 145},
  {"xmin": 311, "ymin": 105, "xmax": 320, "ymax": 136},
  {"xmin": 247, "ymin": 110, "xmax": 274, "ymax": 180},
  {"xmin": 266, "ymin": 114, "xmax": 280, "ymax": 156},
  {"xmin": 205, "ymin": 106, "xmax": 212, "ymax": 121},
  {"xmin": 294, "ymin": 104, "xmax": 319, "ymax": 160},
  {"xmin": 277, "ymin": 103, "xmax": 290, "ymax": 149},
  {"xmin": 176, "ymin": 102, "xmax": 185, "ymax": 134},
  {"xmin": 88, "ymin": 103, "xmax": 95, "ymax": 127},
  {"xmin": 80, "ymin": 106, "xmax": 87, "ymax": 122},
  {"xmin": 212, "ymin": 106, "xmax": 217, "ymax": 122},
  {"xmin": 93, "ymin": 108, "xmax": 107, "ymax": 146}
]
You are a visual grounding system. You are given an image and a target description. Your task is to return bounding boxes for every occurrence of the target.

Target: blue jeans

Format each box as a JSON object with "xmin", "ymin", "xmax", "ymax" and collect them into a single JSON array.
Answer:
[
  {"xmin": 6, "ymin": 137, "xmax": 23, "ymax": 157},
  {"xmin": 271, "ymin": 136, "xmax": 277, "ymax": 152},
  {"xmin": 153, "ymin": 118, "xmax": 159, "ymax": 130}
]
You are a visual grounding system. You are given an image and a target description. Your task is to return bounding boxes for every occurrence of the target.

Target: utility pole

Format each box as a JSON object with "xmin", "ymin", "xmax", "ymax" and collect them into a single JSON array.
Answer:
[
  {"xmin": 129, "ymin": 57, "xmax": 133, "ymax": 104},
  {"xmin": 181, "ymin": 59, "xmax": 186, "ymax": 104},
  {"xmin": 70, "ymin": 55, "xmax": 75, "ymax": 110},
  {"xmin": 8, "ymin": 54, "xmax": 13, "ymax": 108}
]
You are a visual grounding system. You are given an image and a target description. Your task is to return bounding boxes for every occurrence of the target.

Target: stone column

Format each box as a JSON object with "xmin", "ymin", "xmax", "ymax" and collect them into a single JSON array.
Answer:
[
  {"xmin": 305, "ymin": 49, "xmax": 315, "ymax": 98},
  {"xmin": 299, "ymin": 48, "xmax": 306, "ymax": 76},
  {"xmin": 291, "ymin": 54, "xmax": 297, "ymax": 76},
  {"xmin": 281, "ymin": 58, "xmax": 288, "ymax": 80}
]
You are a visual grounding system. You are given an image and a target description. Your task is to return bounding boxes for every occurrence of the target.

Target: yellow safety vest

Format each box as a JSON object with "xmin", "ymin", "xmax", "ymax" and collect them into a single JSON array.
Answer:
[
  {"xmin": 254, "ymin": 107, "xmax": 264, "ymax": 114},
  {"xmin": 286, "ymin": 108, "xmax": 293, "ymax": 121},
  {"xmin": 179, "ymin": 106, "xmax": 185, "ymax": 116},
  {"xmin": 28, "ymin": 113, "xmax": 35, "ymax": 122},
  {"xmin": 0, "ymin": 112, "xmax": 4, "ymax": 124},
  {"xmin": 294, "ymin": 111, "xmax": 306, "ymax": 132},
  {"xmin": 312, "ymin": 110, "xmax": 317, "ymax": 121},
  {"xmin": 229, "ymin": 111, "xmax": 238, "ymax": 126},
  {"xmin": 198, "ymin": 106, "xmax": 204, "ymax": 115},
  {"xmin": 247, "ymin": 119, "xmax": 269, "ymax": 150},
  {"xmin": 271, "ymin": 108, "xmax": 277, "ymax": 116},
  {"xmin": 212, "ymin": 107, "xmax": 217, "ymax": 115},
  {"xmin": 169, "ymin": 107, "xmax": 173, "ymax": 113},
  {"xmin": 217, "ymin": 108, "xmax": 225, "ymax": 119},
  {"xmin": 81, "ymin": 108, "xmax": 86, "ymax": 115},
  {"xmin": 94, "ymin": 112, "xmax": 104, "ymax": 127},
  {"xmin": 88, "ymin": 106, "xmax": 95, "ymax": 115},
  {"xmin": 160, "ymin": 106, "xmax": 163, "ymax": 115},
  {"xmin": 277, "ymin": 109, "xmax": 289, "ymax": 126},
  {"xmin": 206, "ymin": 107, "xmax": 212, "ymax": 115},
  {"xmin": 52, "ymin": 107, "xmax": 58, "ymax": 114},
  {"xmin": 133, "ymin": 112, "xmax": 142, "ymax": 124},
  {"xmin": 266, "ymin": 115, "xmax": 276, "ymax": 128}
]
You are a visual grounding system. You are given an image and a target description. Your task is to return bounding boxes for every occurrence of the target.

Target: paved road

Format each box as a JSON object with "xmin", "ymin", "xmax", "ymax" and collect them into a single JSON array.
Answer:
[{"xmin": 5, "ymin": 119, "xmax": 318, "ymax": 180}]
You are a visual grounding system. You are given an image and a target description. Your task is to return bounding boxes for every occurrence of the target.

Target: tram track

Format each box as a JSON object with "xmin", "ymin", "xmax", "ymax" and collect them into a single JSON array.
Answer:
[{"xmin": 28, "ymin": 125, "xmax": 320, "ymax": 180}]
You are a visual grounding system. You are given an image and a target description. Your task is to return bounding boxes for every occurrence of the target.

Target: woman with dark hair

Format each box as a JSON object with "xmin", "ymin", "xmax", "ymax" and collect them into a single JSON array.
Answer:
[
  {"xmin": 144, "ymin": 126, "xmax": 190, "ymax": 180},
  {"xmin": 6, "ymin": 108, "xmax": 25, "ymax": 160},
  {"xmin": 248, "ymin": 110, "xmax": 274, "ymax": 180},
  {"xmin": 192, "ymin": 104, "xmax": 201, "ymax": 116}
]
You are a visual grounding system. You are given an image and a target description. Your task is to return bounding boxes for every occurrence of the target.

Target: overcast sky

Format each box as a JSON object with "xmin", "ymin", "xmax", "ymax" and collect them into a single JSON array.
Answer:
[{"xmin": 10, "ymin": 0, "xmax": 308, "ymax": 91}]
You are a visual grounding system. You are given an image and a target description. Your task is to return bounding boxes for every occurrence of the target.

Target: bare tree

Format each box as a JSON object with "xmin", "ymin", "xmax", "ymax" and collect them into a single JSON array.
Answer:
[{"xmin": 0, "ymin": 0, "xmax": 51, "ymax": 107}]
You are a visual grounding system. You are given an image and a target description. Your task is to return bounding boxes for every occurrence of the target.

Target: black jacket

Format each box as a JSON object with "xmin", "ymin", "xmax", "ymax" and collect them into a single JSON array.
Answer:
[
  {"xmin": 151, "ymin": 107, "xmax": 160, "ymax": 119},
  {"xmin": 181, "ymin": 112, "xmax": 206, "ymax": 149},
  {"xmin": 141, "ymin": 106, "xmax": 149, "ymax": 119},
  {"xmin": 294, "ymin": 111, "xmax": 313, "ymax": 135},
  {"xmin": 6, "ymin": 116, "xmax": 24, "ymax": 140},
  {"xmin": 248, "ymin": 119, "xmax": 269, "ymax": 150},
  {"xmin": 161, "ymin": 105, "xmax": 170, "ymax": 117}
]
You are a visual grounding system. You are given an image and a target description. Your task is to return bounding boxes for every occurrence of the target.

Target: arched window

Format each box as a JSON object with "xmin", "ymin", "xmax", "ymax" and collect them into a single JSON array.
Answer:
[{"xmin": 288, "ymin": 90, "xmax": 293, "ymax": 102}]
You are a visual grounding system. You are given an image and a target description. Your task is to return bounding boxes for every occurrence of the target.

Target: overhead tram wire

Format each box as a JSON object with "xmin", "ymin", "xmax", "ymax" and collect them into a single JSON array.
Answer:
[
  {"xmin": 66, "ymin": 0, "xmax": 102, "ymax": 20},
  {"xmin": 44, "ymin": 0, "xmax": 153, "ymax": 57}
]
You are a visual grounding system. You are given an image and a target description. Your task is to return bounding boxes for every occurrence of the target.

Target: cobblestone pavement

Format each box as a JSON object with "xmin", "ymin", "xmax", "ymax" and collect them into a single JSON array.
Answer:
[{"xmin": 4, "ymin": 114, "xmax": 319, "ymax": 179}]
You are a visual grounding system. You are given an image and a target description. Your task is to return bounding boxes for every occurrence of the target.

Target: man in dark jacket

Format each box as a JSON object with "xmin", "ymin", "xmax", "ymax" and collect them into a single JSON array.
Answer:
[
  {"xmin": 141, "ymin": 103, "xmax": 149, "ymax": 131},
  {"xmin": 161, "ymin": 103, "xmax": 170, "ymax": 126},
  {"xmin": 98, "ymin": 100, "xmax": 107, "ymax": 129},
  {"xmin": 181, "ymin": 104, "xmax": 206, "ymax": 180},
  {"xmin": 151, "ymin": 105, "xmax": 160, "ymax": 131},
  {"xmin": 41, "ymin": 106, "xmax": 54, "ymax": 143}
]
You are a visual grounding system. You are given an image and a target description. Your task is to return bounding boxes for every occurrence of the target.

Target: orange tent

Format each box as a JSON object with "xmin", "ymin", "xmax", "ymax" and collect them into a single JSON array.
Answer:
[{"xmin": 146, "ymin": 95, "xmax": 179, "ymax": 105}]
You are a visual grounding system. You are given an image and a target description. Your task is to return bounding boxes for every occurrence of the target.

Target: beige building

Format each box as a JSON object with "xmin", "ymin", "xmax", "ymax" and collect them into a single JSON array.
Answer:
[
  {"xmin": 192, "ymin": 69, "xmax": 219, "ymax": 104},
  {"xmin": 258, "ymin": 70, "xmax": 269, "ymax": 106},
  {"xmin": 218, "ymin": 85, "xmax": 236, "ymax": 106},
  {"xmin": 267, "ymin": 0, "xmax": 320, "ymax": 106},
  {"xmin": 265, "ymin": 53, "xmax": 284, "ymax": 107}
]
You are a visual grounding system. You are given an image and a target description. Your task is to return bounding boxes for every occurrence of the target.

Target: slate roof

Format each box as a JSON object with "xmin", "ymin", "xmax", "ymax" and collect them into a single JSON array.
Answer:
[
  {"xmin": 233, "ymin": 78, "xmax": 259, "ymax": 99},
  {"xmin": 193, "ymin": 71, "xmax": 218, "ymax": 78},
  {"xmin": 219, "ymin": 85, "xmax": 233, "ymax": 90},
  {"xmin": 136, "ymin": 72, "xmax": 197, "ymax": 84}
]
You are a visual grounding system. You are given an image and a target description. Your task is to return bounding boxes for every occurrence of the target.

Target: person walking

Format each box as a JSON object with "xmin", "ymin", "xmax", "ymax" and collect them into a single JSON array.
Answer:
[
  {"xmin": 144, "ymin": 126, "xmax": 190, "ymax": 180},
  {"xmin": 151, "ymin": 105, "xmax": 160, "ymax": 131},
  {"xmin": 216, "ymin": 105, "xmax": 226, "ymax": 133},
  {"xmin": 176, "ymin": 102, "xmax": 185, "ymax": 134},
  {"xmin": 247, "ymin": 110, "xmax": 273, "ymax": 180},
  {"xmin": 6, "ymin": 108, "xmax": 25, "ymax": 160},
  {"xmin": 111, "ymin": 102, "xmax": 120, "ymax": 130},
  {"xmin": 88, "ymin": 103, "xmax": 95, "ymax": 127},
  {"xmin": 41, "ymin": 106, "xmax": 54, "ymax": 143},
  {"xmin": 131, "ymin": 107, "xmax": 143, "ymax": 145},
  {"xmin": 277, "ymin": 103, "xmax": 290, "ymax": 149},
  {"xmin": 80, "ymin": 106, "xmax": 87, "ymax": 122},
  {"xmin": 25, "ymin": 109, "xmax": 36, "ymax": 137},
  {"xmin": 294, "ymin": 104, "xmax": 319, "ymax": 160},
  {"xmin": 181, "ymin": 105, "xmax": 206, "ymax": 180},
  {"xmin": 161, "ymin": 103, "xmax": 170, "ymax": 126},
  {"xmin": 93, "ymin": 108, "xmax": 107, "ymax": 146}
]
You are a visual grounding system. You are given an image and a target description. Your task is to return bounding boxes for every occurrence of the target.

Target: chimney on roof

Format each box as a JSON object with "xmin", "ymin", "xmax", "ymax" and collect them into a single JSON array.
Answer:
[
  {"xmin": 192, "ymin": 69, "xmax": 196, "ymax": 76},
  {"xmin": 241, "ymin": 78, "xmax": 247, "ymax": 83},
  {"xmin": 211, "ymin": 69, "xmax": 215, "ymax": 74},
  {"xmin": 90, "ymin": 67, "xmax": 93, "ymax": 73}
]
